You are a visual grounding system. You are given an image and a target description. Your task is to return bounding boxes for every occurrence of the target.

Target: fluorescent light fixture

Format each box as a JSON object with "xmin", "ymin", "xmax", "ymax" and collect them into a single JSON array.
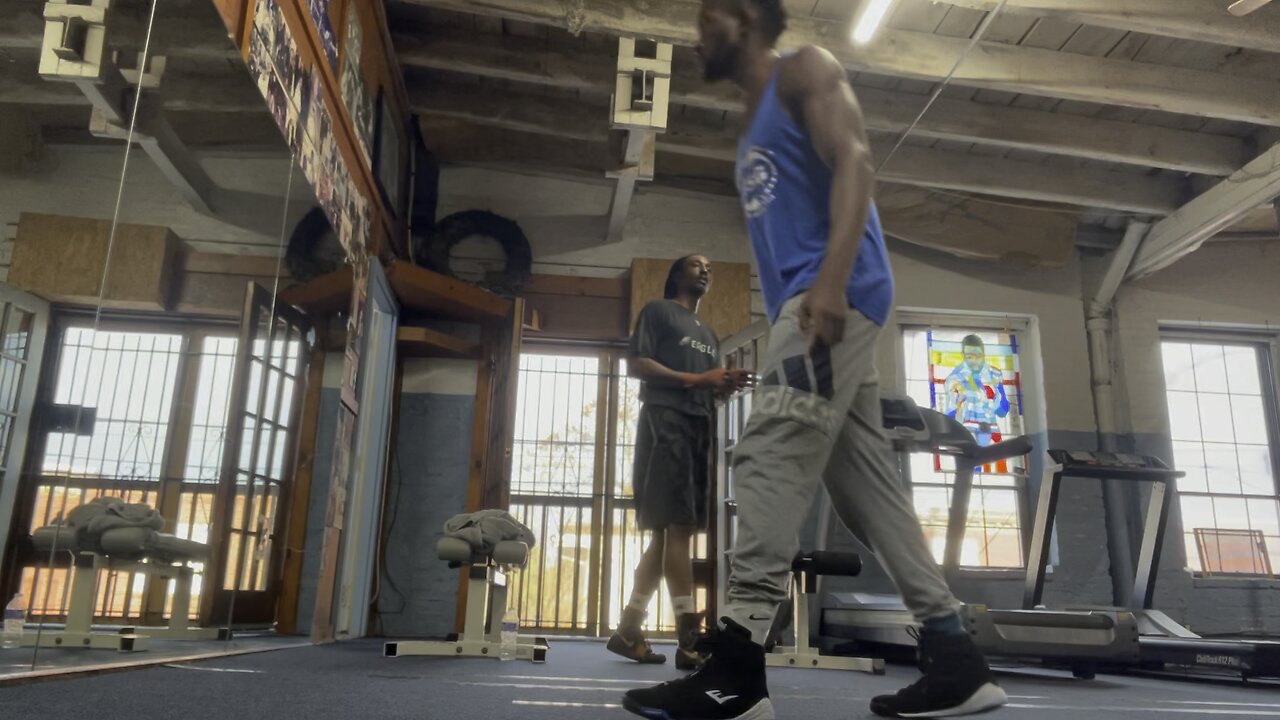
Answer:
[{"xmin": 852, "ymin": 0, "xmax": 897, "ymax": 44}]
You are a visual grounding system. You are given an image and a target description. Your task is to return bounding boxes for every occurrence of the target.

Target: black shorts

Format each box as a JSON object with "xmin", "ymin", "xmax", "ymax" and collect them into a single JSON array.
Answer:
[{"xmin": 633, "ymin": 404, "xmax": 711, "ymax": 531}]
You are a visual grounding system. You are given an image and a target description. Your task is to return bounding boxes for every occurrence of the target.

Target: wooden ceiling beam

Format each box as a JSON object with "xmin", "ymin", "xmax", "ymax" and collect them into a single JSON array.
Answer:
[
  {"xmin": 411, "ymin": 79, "xmax": 1182, "ymax": 214},
  {"xmin": 0, "ymin": 1, "xmax": 239, "ymax": 59},
  {"xmin": 395, "ymin": 0, "xmax": 1280, "ymax": 126},
  {"xmin": 934, "ymin": 0, "xmax": 1280, "ymax": 54},
  {"xmin": 0, "ymin": 64, "xmax": 265, "ymax": 113},
  {"xmin": 1128, "ymin": 143, "xmax": 1280, "ymax": 278},
  {"xmin": 420, "ymin": 121, "xmax": 1079, "ymax": 266},
  {"xmin": 396, "ymin": 31, "xmax": 1244, "ymax": 176}
]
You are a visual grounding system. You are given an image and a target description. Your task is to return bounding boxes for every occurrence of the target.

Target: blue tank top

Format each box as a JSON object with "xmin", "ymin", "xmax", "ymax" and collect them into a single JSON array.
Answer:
[{"xmin": 734, "ymin": 65, "xmax": 894, "ymax": 326}]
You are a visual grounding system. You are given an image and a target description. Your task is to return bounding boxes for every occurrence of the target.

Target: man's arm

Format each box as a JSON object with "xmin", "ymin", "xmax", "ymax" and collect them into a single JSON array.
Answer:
[
  {"xmin": 779, "ymin": 47, "xmax": 876, "ymax": 346},
  {"xmin": 629, "ymin": 357, "xmax": 717, "ymax": 389},
  {"xmin": 629, "ymin": 356, "xmax": 753, "ymax": 392}
]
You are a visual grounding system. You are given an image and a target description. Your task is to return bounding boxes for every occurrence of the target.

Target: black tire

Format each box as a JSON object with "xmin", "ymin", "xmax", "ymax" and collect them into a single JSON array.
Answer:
[
  {"xmin": 421, "ymin": 210, "xmax": 532, "ymax": 297},
  {"xmin": 285, "ymin": 206, "xmax": 345, "ymax": 282}
]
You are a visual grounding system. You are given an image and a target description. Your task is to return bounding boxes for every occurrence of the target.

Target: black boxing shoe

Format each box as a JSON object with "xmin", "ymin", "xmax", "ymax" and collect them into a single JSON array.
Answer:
[
  {"xmin": 870, "ymin": 631, "xmax": 1007, "ymax": 718},
  {"xmin": 622, "ymin": 618, "xmax": 773, "ymax": 720}
]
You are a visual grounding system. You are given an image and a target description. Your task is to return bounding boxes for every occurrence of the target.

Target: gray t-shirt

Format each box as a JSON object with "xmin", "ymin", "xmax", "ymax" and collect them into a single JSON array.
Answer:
[{"xmin": 629, "ymin": 300, "xmax": 721, "ymax": 417}]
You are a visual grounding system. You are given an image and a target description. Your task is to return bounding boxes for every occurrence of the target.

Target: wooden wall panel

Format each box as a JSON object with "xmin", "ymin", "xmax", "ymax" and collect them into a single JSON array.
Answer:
[
  {"xmin": 9, "ymin": 213, "xmax": 179, "ymax": 311},
  {"xmin": 519, "ymin": 273, "xmax": 630, "ymax": 341},
  {"xmin": 628, "ymin": 258, "xmax": 752, "ymax": 340},
  {"xmin": 522, "ymin": 293, "xmax": 629, "ymax": 340}
]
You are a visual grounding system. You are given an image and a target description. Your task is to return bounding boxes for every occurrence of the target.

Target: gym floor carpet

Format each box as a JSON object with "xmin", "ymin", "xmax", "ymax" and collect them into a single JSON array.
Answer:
[{"xmin": 0, "ymin": 638, "xmax": 1275, "ymax": 719}]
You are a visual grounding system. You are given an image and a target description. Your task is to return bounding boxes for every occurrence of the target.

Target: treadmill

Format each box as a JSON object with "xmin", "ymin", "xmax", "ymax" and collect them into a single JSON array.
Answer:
[
  {"xmin": 1037, "ymin": 450, "xmax": 1280, "ymax": 681},
  {"xmin": 821, "ymin": 396, "xmax": 1142, "ymax": 678}
]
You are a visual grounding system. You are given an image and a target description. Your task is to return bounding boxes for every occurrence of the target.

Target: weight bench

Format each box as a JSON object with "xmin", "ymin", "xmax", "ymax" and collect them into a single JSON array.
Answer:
[
  {"xmin": 384, "ymin": 537, "xmax": 548, "ymax": 662},
  {"xmin": 24, "ymin": 524, "xmax": 225, "ymax": 652},
  {"xmin": 767, "ymin": 550, "xmax": 884, "ymax": 674}
]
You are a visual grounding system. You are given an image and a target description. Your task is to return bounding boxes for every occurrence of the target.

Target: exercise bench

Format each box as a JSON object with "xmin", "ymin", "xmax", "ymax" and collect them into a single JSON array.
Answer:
[
  {"xmin": 768, "ymin": 550, "xmax": 884, "ymax": 674},
  {"xmin": 24, "ymin": 523, "xmax": 225, "ymax": 652},
  {"xmin": 384, "ymin": 537, "xmax": 548, "ymax": 662}
]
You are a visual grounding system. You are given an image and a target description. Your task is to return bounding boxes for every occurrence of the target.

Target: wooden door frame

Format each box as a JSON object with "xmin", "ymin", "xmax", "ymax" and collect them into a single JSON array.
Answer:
[{"xmin": 0, "ymin": 285, "xmax": 50, "ymax": 605}]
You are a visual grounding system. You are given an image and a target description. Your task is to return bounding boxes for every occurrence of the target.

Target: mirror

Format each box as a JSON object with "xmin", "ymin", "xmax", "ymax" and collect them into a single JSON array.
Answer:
[{"xmin": 0, "ymin": 0, "xmax": 322, "ymax": 674}]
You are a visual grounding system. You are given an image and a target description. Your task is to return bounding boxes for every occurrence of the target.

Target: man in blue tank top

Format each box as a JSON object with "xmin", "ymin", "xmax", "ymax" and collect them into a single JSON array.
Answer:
[{"xmin": 623, "ymin": 2, "xmax": 1008, "ymax": 719}]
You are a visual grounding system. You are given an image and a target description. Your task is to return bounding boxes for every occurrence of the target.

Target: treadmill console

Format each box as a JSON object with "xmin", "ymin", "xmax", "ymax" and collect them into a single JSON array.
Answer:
[
  {"xmin": 880, "ymin": 396, "xmax": 928, "ymax": 438},
  {"xmin": 1051, "ymin": 449, "xmax": 1169, "ymax": 469},
  {"xmin": 1048, "ymin": 449, "xmax": 1184, "ymax": 480}
]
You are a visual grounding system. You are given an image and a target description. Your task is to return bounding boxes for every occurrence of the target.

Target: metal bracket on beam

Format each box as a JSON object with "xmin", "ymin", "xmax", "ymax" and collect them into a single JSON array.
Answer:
[
  {"xmin": 39, "ymin": 0, "xmax": 111, "ymax": 80},
  {"xmin": 604, "ymin": 37, "xmax": 669, "ymax": 243},
  {"xmin": 118, "ymin": 52, "xmax": 166, "ymax": 92},
  {"xmin": 612, "ymin": 38, "xmax": 672, "ymax": 131}
]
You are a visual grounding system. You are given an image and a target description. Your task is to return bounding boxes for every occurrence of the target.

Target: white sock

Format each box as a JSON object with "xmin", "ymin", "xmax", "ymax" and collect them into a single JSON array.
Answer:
[
  {"xmin": 627, "ymin": 589, "xmax": 653, "ymax": 614},
  {"xmin": 672, "ymin": 595, "xmax": 696, "ymax": 616}
]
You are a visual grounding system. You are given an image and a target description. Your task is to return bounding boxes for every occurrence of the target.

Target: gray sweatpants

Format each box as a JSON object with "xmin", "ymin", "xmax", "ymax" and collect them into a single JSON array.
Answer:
[{"xmin": 726, "ymin": 294, "xmax": 961, "ymax": 644}]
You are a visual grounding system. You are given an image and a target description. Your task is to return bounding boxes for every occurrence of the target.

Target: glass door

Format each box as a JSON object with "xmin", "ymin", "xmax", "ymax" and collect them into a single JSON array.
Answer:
[
  {"xmin": 204, "ymin": 284, "xmax": 309, "ymax": 626},
  {"xmin": 507, "ymin": 350, "xmax": 606, "ymax": 634},
  {"xmin": 505, "ymin": 347, "xmax": 712, "ymax": 637},
  {"xmin": 0, "ymin": 284, "xmax": 49, "ymax": 601}
]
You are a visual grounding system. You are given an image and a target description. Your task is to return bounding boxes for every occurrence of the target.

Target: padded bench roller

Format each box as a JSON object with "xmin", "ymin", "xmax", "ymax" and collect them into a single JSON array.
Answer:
[{"xmin": 384, "ymin": 537, "xmax": 548, "ymax": 662}]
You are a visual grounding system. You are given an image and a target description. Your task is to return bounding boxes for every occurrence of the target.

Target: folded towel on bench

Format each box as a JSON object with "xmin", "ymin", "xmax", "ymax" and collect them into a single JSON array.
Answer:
[{"xmin": 443, "ymin": 510, "xmax": 535, "ymax": 555}]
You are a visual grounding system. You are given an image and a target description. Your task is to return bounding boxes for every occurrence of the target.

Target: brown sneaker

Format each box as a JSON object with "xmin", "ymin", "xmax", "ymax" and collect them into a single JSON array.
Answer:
[
  {"xmin": 675, "ymin": 612, "xmax": 707, "ymax": 671},
  {"xmin": 609, "ymin": 622, "xmax": 670, "ymax": 661},
  {"xmin": 608, "ymin": 608, "xmax": 667, "ymax": 664}
]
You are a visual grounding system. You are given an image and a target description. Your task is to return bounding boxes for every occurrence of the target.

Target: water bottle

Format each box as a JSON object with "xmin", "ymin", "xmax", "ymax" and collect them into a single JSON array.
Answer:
[
  {"xmin": 3, "ymin": 593, "xmax": 26, "ymax": 650},
  {"xmin": 499, "ymin": 606, "xmax": 519, "ymax": 661}
]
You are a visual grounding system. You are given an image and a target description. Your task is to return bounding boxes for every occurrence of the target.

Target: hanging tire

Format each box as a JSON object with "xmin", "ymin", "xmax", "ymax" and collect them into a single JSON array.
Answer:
[
  {"xmin": 421, "ymin": 210, "xmax": 532, "ymax": 297},
  {"xmin": 285, "ymin": 206, "xmax": 345, "ymax": 282}
]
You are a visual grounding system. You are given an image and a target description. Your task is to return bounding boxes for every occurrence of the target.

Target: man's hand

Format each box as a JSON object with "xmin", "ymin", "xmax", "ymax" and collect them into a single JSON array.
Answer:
[
  {"xmin": 693, "ymin": 368, "xmax": 756, "ymax": 393},
  {"xmin": 799, "ymin": 280, "xmax": 848, "ymax": 347},
  {"xmin": 727, "ymin": 368, "xmax": 757, "ymax": 392}
]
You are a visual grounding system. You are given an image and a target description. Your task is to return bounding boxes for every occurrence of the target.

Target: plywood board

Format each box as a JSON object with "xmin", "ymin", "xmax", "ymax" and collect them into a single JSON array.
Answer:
[
  {"xmin": 629, "ymin": 257, "xmax": 752, "ymax": 340},
  {"xmin": 175, "ymin": 272, "xmax": 281, "ymax": 317},
  {"xmin": 10, "ymin": 213, "xmax": 179, "ymax": 311}
]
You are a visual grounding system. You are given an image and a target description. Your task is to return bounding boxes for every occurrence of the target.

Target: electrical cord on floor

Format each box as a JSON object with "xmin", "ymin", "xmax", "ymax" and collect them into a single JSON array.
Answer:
[
  {"xmin": 373, "ymin": 438, "xmax": 407, "ymax": 617},
  {"xmin": 373, "ymin": 437, "xmax": 409, "ymax": 635}
]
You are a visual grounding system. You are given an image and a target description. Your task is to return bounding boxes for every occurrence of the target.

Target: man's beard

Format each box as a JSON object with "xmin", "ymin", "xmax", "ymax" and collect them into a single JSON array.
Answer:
[{"xmin": 702, "ymin": 45, "xmax": 739, "ymax": 81}]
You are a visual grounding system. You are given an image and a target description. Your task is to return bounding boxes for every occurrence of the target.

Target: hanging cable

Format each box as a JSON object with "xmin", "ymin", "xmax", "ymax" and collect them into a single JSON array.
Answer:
[
  {"xmin": 876, "ymin": 0, "xmax": 1012, "ymax": 175},
  {"xmin": 30, "ymin": 0, "xmax": 162, "ymax": 669}
]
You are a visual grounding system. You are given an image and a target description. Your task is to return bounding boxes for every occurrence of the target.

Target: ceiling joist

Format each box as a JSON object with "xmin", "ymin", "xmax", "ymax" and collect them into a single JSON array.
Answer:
[
  {"xmin": 396, "ymin": 0, "xmax": 1280, "ymax": 126},
  {"xmin": 396, "ymin": 32, "xmax": 1246, "ymax": 176},
  {"xmin": 0, "ymin": 1, "xmax": 239, "ymax": 60},
  {"xmin": 410, "ymin": 79, "xmax": 1182, "ymax": 214},
  {"xmin": 933, "ymin": 0, "xmax": 1280, "ymax": 55},
  {"xmin": 422, "ymin": 121, "xmax": 1079, "ymax": 266}
]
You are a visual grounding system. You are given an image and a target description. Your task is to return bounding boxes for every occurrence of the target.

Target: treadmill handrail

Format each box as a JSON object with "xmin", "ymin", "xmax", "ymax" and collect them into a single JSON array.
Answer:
[{"xmin": 969, "ymin": 436, "xmax": 1033, "ymax": 464}]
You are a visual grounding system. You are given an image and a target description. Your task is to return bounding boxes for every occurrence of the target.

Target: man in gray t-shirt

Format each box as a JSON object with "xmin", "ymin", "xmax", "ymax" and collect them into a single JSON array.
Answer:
[
  {"xmin": 607, "ymin": 255, "xmax": 753, "ymax": 671},
  {"xmin": 632, "ymin": 292, "xmax": 721, "ymax": 418}
]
